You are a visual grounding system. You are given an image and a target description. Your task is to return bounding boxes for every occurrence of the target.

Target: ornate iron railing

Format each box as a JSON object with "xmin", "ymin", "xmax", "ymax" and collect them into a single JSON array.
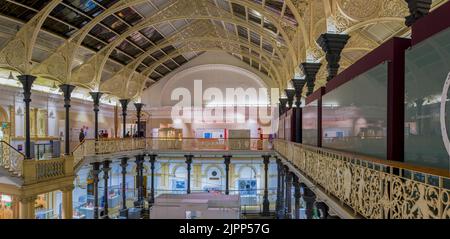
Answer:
[
  {"xmin": 0, "ymin": 141, "xmax": 25, "ymax": 177},
  {"xmin": 73, "ymin": 138, "xmax": 272, "ymax": 167},
  {"xmin": 274, "ymin": 139, "xmax": 450, "ymax": 219}
]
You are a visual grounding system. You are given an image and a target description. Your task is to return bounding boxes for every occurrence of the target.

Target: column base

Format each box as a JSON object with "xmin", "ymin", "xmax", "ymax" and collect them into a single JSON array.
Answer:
[{"xmin": 119, "ymin": 208, "xmax": 129, "ymax": 219}]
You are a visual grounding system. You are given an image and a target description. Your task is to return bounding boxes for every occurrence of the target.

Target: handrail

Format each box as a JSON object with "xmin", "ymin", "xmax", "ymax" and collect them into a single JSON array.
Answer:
[
  {"xmin": 300, "ymin": 141, "xmax": 450, "ymax": 178},
  {"xmin": 274, "ymin": 139, "xmax": 450, "ymax": 219},
  {"xmin": 0, "ymin": 140, "xmax": 25, "ymax": 177},
  {"xmin": 0, "ymin": 140, "xmax": 25, "ymax": 157}
]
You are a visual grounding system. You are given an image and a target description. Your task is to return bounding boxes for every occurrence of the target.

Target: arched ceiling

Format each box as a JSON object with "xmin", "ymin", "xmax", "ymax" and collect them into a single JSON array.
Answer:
[{"xmin": 0, "ymin": 0, "xmax": 448, "ymax": 100}]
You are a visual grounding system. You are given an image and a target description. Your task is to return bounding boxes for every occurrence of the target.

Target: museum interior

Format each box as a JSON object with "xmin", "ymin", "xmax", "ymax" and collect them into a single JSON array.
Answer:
[{"xmin": 0, "ymin": 0, "xmax": 450, "ymax": 220}]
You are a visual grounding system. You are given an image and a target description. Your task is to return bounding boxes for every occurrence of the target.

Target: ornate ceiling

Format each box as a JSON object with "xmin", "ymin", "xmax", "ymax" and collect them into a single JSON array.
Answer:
[{"xmin": 0, "ymin": 0, "xmax": 447, "ymax": 100}]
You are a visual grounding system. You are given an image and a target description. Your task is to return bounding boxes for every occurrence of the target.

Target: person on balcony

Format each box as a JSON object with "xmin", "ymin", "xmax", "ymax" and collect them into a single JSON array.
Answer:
[{"xmin": 79, "ymin": 129, "xmax": 85, "ymax": 143}]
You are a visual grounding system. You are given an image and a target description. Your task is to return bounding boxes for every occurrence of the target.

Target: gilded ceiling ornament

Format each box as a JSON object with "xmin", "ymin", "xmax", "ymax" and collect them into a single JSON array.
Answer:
[{"xmin": 338, "ymin": 0, "xmax": 382, "ymax": 21}]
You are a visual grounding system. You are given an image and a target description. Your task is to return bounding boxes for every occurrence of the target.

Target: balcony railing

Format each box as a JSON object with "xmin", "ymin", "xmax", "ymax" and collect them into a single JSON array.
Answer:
[
  {"xmin": 0, "ymin": 141, "xmax": 74, "ymax": 185},
  {"xmin": 73, "ymin": 138, "xmax": 273, "ymax": 167},
  {"xmin": 274, "ymin": 139, "xmax": 450, "ymax": 219}
]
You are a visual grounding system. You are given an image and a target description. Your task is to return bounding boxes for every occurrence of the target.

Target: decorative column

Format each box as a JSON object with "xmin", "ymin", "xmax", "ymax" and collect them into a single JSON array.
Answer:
[
  {"xmin": 301, "ymin": 183, "xmax": 316, "ymax": 219},
  {"xmin": 60, "ymin": 84, "xmax": 76, "ymax": 155},
  {"xmin": 17, "ymin": 75, "xmax": 36, "ymax": 159},
  {"xmin": 300, "ymin": 63, "xmax": 322, "ymax": 96},
  {"xmin": 224, "ymin": 155, "xmax": 232, "ymax": 195},
  {"xmin": 292, "ymin": 79, "xmax": 307, "ymax": 144},
  {"xmin": 278, "ymin": 161, "xmax": 285, "ymax": 219},
  {"xmin": 62, "ymin": 185, "xmax": 74, "ymax": 219},
  {"xmin": 405, "ymin": 0, "xmax": 433, "ymax": 27},
  {"xmin": 135, "ymin": 155, "xmax": 144, "ymax": 208},
  {"xmin": 185, "ymin": 155, "xmax": 193, "ymax": 194},
  {"xmin": 293, "ymin": 175, "xmax": 301, "ymax": 219},
  {"xmin": 134, "ymin": 103, "xmax": 145, "ymax": 137},
  {"xmin": 315, "ymin": 201, "xmax": 329, "ymax": 219},
  {"xmin": 262, "ymin": 155, "xmax": 271, "ymax": 216},
  {"xmin": 285, "ymin": 168, "xmax": 293, "ymax": 219},
  {"xmin": 120, "ymin": 157, "xmax": 129, "ymax": 218},
  {"xmin": 285, "ymin": 89, "xmax": 295, "ymax": 110},
  {"xmin": 102, "ymin": 160, "xmax": 111, "ymax": 219},
  {"xmin": 89, "ymin": 92, "xmax": 103, "ymax": 141},
  {"xmin": 149, "ymin": 154, "xmax": 157, "ymax": 204},
  {"xmin": 91, "ymin": 162, "xmax": 101, "ymax": 219},
  {"xmin": 275, "ymin": 157, "xmax": 281, "ymax": 217},
  {"xmin": 317, "ymin": 33, "xmax": 350, "ymax": 82},
  {"xmin": 119, "ymin": 99, "xmax": 130, "ymax": 138},
  {"xmin": 279, "ymin": 98, "xmax": 288, "ymax": 115}
]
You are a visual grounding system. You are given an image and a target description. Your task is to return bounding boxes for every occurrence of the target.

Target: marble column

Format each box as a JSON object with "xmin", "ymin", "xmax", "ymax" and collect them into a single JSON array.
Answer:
[
  {"xmin": 301, "ymin": 183, "xmax": 316, "ymax": 219},
  {"xmin": 185, "ymin": 155, "xmax": 193, "ymax": 194},
  {"xmin": 18, "ymin": 75, "xmax": 36, "ymax": 159},
  {"xmin": 224, "ymin": 155, "xmax": 232, "ymax": 195},
  {"xmin": 120, "ymin": 157, "xmax": 128, "ymax": 218},
  {"xmin": 119, "ymin": 99, "xmax": 130, "ymax": 138},
  {"xmin": 60, "ymin": 84, "xmax": 76, "ymax": 155},
  {"xmin": 102, "ymin": 160, "xmax": 111, "ymax": 219},
  {"xmin": 91, "ymin": 162, "xmax": 101, "ymax": 219},
  {"xmin": 285, "ymin": 168, "xmax": 293, "ymax": 219},
  {"xmin": 62, "ymin": 186, "xmax": 74, "ymax": 219},
  {"xmin": 293, "ymin": 175, "xmax": 301, "ymax": 219},
  {"xmin": 262, "ymin": 155, "xmax": 271, "ymax": 216},
  {"xmin": 149, "ymin": 154, "xmax": 157, "ymax": 204},
  {"xmin": 89, "ymin": 92, "xmax": 103, "ymax": 141}
]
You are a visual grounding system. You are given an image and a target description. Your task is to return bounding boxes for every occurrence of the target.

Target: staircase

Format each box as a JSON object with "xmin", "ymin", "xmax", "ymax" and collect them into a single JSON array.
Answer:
[{"xmin": 0, "ymin": 141, "xmax": 24, "ymax": 178}]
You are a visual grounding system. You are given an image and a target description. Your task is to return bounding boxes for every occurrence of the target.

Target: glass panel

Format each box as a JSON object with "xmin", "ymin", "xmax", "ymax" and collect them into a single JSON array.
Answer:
[
  {"xmin": 322, "ymin": 63, "xmax": 388, "ymax": 159},
  {"xmin": 404, "ymin": 27, "xmax": 450, "ymax": 170},
  {"xmin": 302, "ymin": 100, "xmax": 318, "ymax": 146}
]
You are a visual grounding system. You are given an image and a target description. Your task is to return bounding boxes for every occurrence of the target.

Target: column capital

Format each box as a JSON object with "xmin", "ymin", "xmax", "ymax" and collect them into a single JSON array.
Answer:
[
  {"xmin": 262, "ymin": 155, "xmax": 271, "ymax": 165},
  {"xmin": 59, "ymin": 84, "xmax": 76, "ymax": 102},
  {"xmin": 119, "ymin": 99, "xmax": 130, "ymax": 112},
  {"xmin": 17, "ymin": 75, "xmax": 37, "ymax": 101},
  {"xmin": 285, "ymin": 89, "xmax": 296, "ymax": 109},
  {"xmin": 405, "ymin": 0, "xmax": 432, "ymax": 27},
  {"xmin": 300, "ymin": 62, "xmax": 322, "ymax": 96},
  {"xmin": 18, "ymin": 195, "xmax": 37, "ymax": 204},
  {"xmin": 223, "ymin": 155, "xmax": 232, "ymax": 165},
  {"xmin": 317, "ymin": 33, "xmax": 350, "ymax": 82},
  {"xmin": 89, "ymin": 92, "xmax": 103, "ymax": 108}
]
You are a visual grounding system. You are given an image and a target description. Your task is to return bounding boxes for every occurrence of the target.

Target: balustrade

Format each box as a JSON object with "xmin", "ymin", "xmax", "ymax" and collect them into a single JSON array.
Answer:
[
  {"xmin": 1, "ymin": 141, "xmax": 73, "ymax": 184},
  {"xmin": 73, "ymin": 138, "xmax": 273, "ymax": 161},
  {"xmin": 274, "ymin": 139, "xmax": 450, "ymax": 219}
]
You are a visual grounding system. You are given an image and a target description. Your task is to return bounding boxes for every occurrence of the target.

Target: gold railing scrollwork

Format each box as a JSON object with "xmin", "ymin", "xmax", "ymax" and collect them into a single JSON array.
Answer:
[
  {"xmin": 0, "ymin": 141, "xmax": 25, "ymax": 177},
  {"xmin": 274, "ymin": 139, "xmax": 450, "ymax": 219}
]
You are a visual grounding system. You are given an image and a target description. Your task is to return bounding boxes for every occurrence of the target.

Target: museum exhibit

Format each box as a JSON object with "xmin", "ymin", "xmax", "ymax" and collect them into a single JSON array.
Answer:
[{"xmin": 0, "ymin": 0, "xmax": 450, "ymax": 221}]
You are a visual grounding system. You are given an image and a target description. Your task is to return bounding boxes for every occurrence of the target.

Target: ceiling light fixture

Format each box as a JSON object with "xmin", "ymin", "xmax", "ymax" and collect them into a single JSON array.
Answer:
[{"xmin": 8, "ymin": 71, "xmax": 14, "ymax": 80}]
